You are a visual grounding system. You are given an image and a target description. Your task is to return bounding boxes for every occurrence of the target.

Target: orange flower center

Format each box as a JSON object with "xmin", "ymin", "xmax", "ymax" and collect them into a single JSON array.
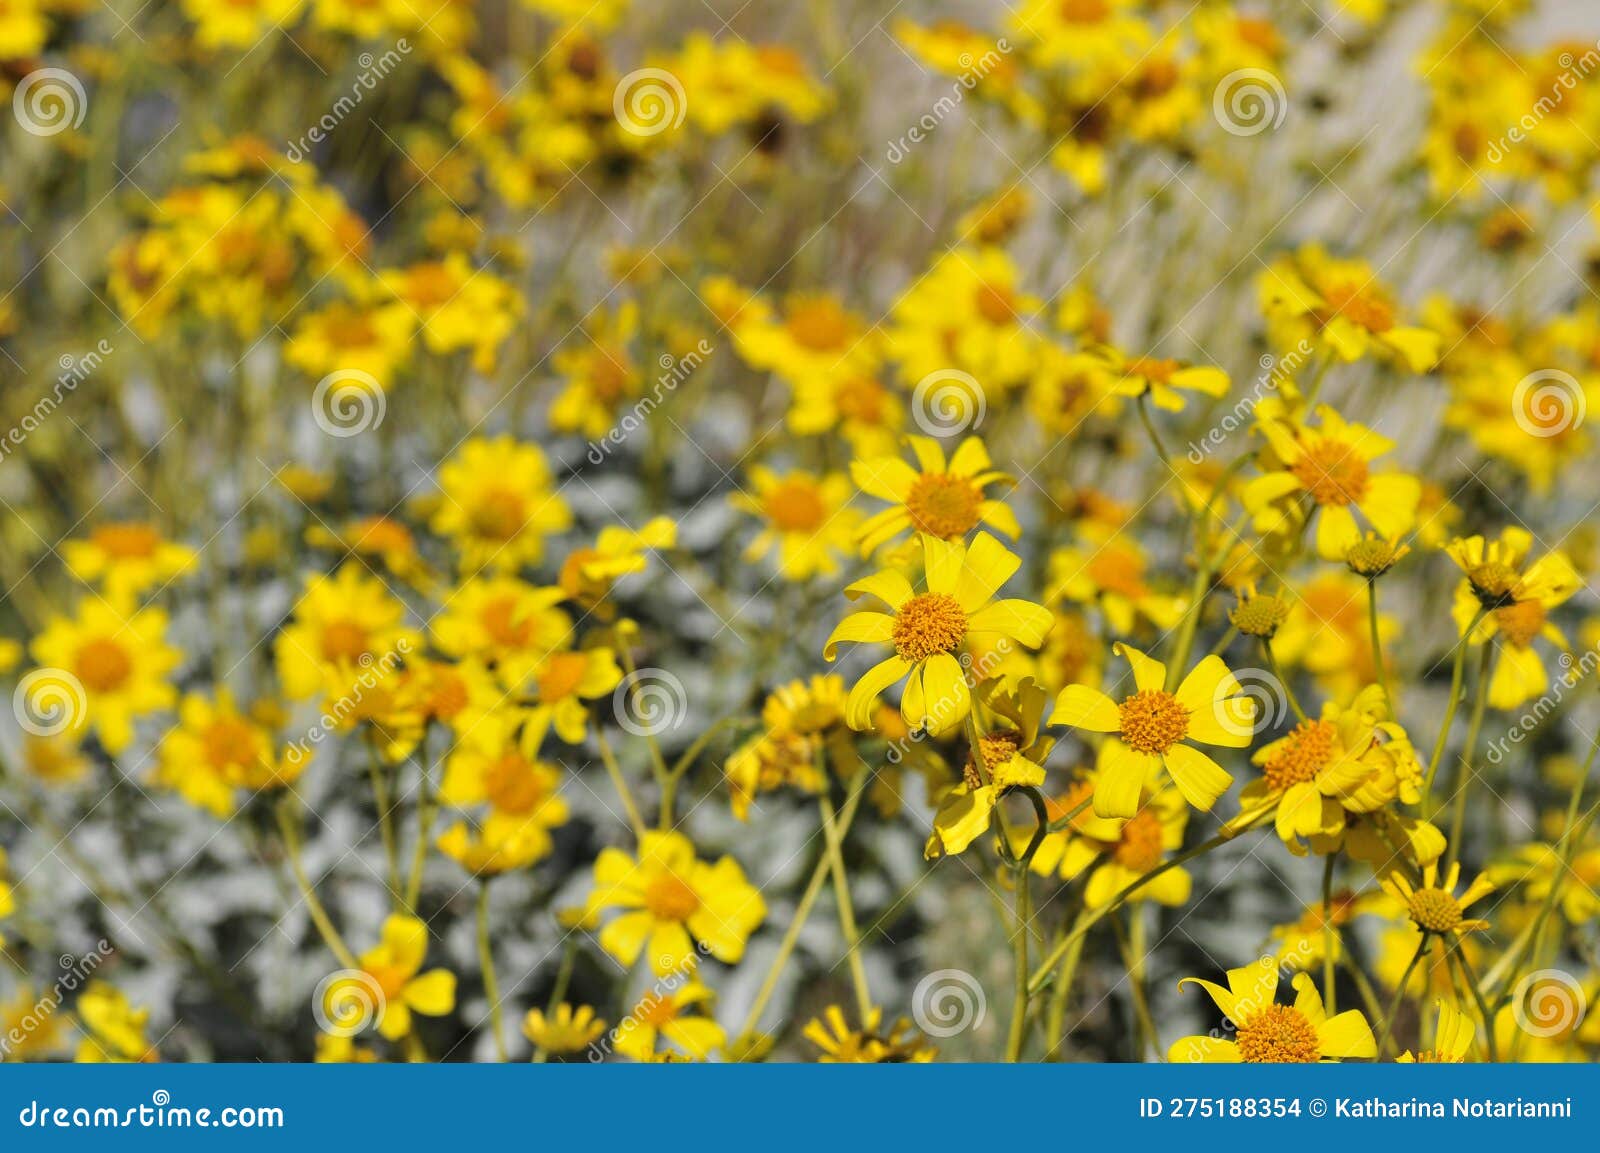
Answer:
[
  {"xmin": 588, "ymin": 352, "xmax": 634, "ymax": 404},
  {"xmin": 1117, "ymin": 689, "xmax": 1189, "ymax": 754},
  {"xmin": 784, "ymin": 297, "xmax": 853, "ymax": 352},
  {"xmin": 423, "ymin": 670, "xmax": 469, "ymax": 721},
  {"xmin": 1046, "ymin": 779, "xmax": 1097, "ymax": 833},
  {"xmin": 319, "ymin": 620, "xmax": 372, "ymax": 664},
  {"xmin": 75, "ymin": 637, "xmax": 133, "ymax": 693},
  {"xmin": 1113, "ymin": 807, "xmax": 1164, "ymax": 872},
  {"xmin": 537, "ymin": 651, "xmax": 591, "ymax": 702},
  {"xmin": 1261, "ymin": 718, "xmax": 1337, "ymax": 792},
  {"xmin": 1236, "ymin": 1003, "xmax": 1320, "ymax": 1062},
  {"xmin": 403, "ymin": 263, "xmax": 458, "ymax": 311},
  {"xmin": 643, "ymin": 871, "xmax": 700, "ymax": 922},
  {"xmin": 833, "ymin": 377, "xmax": 887, "ymax": 423},
  {"xmin": 634, "ymin": 993, "xmax": 681, "ymax": 1028},
  {"xmin": 1494, "ymin": 599, "xmax": 1545, "ymax": 647},
  {"xmin": 974, "ymin": 281, "xmax": 1018, "ymax": 326},
  {"xmin": 484, "ymin": 753, "xmax": 547, "ymax": 814},
  {"xmin": 91, "ymin": 523, "xmax": 161, "ymax": 559},
  {"xmin": 763, "ymin": 478, "xmax": 828, "ymax": 533},
  {"xmin": 905, "ymin": 473, "xmax": 982, "ymax": 539},
  {"xmin": 1317, "ymin": 282, "xmax": 1395, "ymax": 334},
  {"xmin": 480, "ymin": 597, "xmax": 534, "ymax": 649},
  {"xmin": 1290, "ymin": 439, "xmax": 1369, "ymax": 506},
  {"xmin": 1085, "ymin": 545, "xmax": 1149, "ymax": 599},
  {"xmin": 891, "ymin": 593, "xmax": 967, "ymax": 663},
  {"xmin": 1125, "ymin": 356, "xmax": 1179, "ymax": 386},
  {"xmin": 470, "ymin": 489, "xmax": 528, "ymax": 542},
  {"xmin": 1466, "ymin": 561, "xmax": 1519, "ymax": 605},
  {"xmin": 559, "ymin": 547, "xmax": 606, "ymax": 600},
  {"xmin": 1060, "ymin": 0, "xmax": 1110, "ymax": 22},
  {"xmin": 1407, "ymin": 887, "xmax": 1463, "ymax": 934},
  {"xmin": 202, "ymin": 716, "xmax": 261, "ymax": 772}
]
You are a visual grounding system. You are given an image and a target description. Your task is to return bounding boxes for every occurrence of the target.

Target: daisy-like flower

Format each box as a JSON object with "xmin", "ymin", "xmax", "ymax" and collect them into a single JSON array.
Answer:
[
  {"xmin": 1260, "ymin": 245, "xmax": 1441, "ymax": 372},
  {"xmin": 154, "ymin": 691, "xmax": 302, "ymax": 817},
  {"xmin": 885, "ymin": 247, "xmax": 1044, "ymax": 391},
  {"xmin": 925, "ymin": 679, "xmax": 1054, "ymax": 859},
  {"xmin": 1447, "ymin": 528, "xmax": 1581, "ymax": 709},
  {"xmin": 557, "ymin": 517, "xmax": 676, "ymax": 616},
  {"xmin": 272, "ymin": 563, "xmax": 419, "ymax": 702},
  {"xmin": 73, "ymin": 983, "xmax": 157, "ymax": 1064},
  {"xmin": 523, "ymin": 1003, "xmax": 607, "ymax": 1057},
  {"xmin": 379, "ymin": 255, "xmax": 523, "ymax": 373},
  {"xmin": 550, "ymin": 302, "xmax": 642, "ymax": 439},
  {"xmin": 436, "ymin": 738, "xmax": 569, "ymax": 874},
  {"xmin": 725, "ymin": 675, "xmax": 851, "ymax": 819},
  {"xmin": 1381, "ymin": 861, "xmax": 1494, "ymax": 939},
  {"xmin": 586, "ymin": 831, "xmax": 766, "ymax": 975},
  {"xmin": 730, "ymin": 467, "xmax": 861, "ymax": 581},
  {"xmin": 525, "ymin": 645, "xmax": 624, "ymax": 744},
  {"xmin": 1230, "ymin": 685, "xmax": 1424, "ymax": 853},
  {"xmin": 29, "ymin": 599, "xmax": 183, "ymax": 755},
  {"xmin": 612, "ymin": 982, "xmax": 725, "ymax": 1062},
  {"xmin": 824, "ymin": 532, "xmax": 1053, "ymax": 737},
  {"xmin": 61, "ymin": 523, "xmax": 197, "ymax": 601},
  {"xmin": 430, "ymin": 577, "xmax": 570, "ymax": 690},
  {"xmin": 329, "ymin": 915, "xmax": 456, "ymax": 1042},
  {"xmin": 851, "ymin": 436, "xmax": 1018, "ymax": 555},
  {"xmin": 429, "ymin": 436, "xmax": 573, "ymax": 574},
  {"xmin": 803, "ymin": 1005, "xmax": 935, "ymax": 1063},
  {"xmin": 1169, "ymin": 965, "xmax": 1376, "ymax": 1063},
  {"xmin": 1244, "ymin": 405, "xmax": 1421, "ymax": 560},
  {"xmin": 731, "ymin": 291, "xmax": 879, "ymax": 392},
  {"xmin": 1097, "ymin": 345, "xmax": 1230, "ymax": 412},
  {"xmin": 285, "ymin": 298, "xmax": 415, "ymax": 390},
  {"xmin": 1029, "ymin": 760, "xmax": 1193, "ymax": 909},
  {"xmin": 1398, "ymin": 1000, "xmax": 1476, "ymax": 1063},
  {"xmin": 1046, "ymin": 531, "xmax": 1186, "ymax": 635},
  {"xmin": 1053, "ymin": 643, "xmax": 1255, "ymax": 819}
]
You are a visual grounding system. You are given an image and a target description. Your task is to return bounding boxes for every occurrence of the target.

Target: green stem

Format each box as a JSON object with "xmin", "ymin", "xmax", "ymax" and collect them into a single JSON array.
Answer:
[
  {"xmin": 819, "ymin": 788, "xmax": 872, "ymax": 1022},
  {"xmin": 594, "ymin": 727, "xmax": 649, "ymax": 843},
  {"xmin": 1042, "ymin": 918, "xmax": 1089, "ymax": 1061},
  {"xmin": 1264, "ymin": 639, "xmax": 1306, "ymax": 722},
  {"xmin": 1424, "ymin": 607, "xmax": 1489, "ymax": 799},
  {"xmin": 1321, "ymin": 852, "xmax": 1338, "ymax": 1015},
  {"xmin": 477, "ymin": 881, "xmax": 507, "ymax": 1062},
  {"xmin": 1375, "ymin": 936, "xmax": 1428, "ymax": 1058},
  {"xmin": 275, "ymin": 798, "xmax": 359, "ymax": 971},
  {"xmin": 1445, "ymin": 645, "xmax": 1493, "ymax": 869},
  {"xmin": 1367, "ymin": 579, "xmax": 1391, "ymax": 712},
  {"xmin": 367, "ymin": 742, "xmax": 402, "ymax": 902}
]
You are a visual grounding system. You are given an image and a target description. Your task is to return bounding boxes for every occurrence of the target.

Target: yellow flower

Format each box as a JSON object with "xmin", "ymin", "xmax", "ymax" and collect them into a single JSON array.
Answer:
[
  {"xmin": 1260, "ymin": 245, "xmax": 1441, "ymax": 371},
  {"xmin": 336, "ymin": 915, "xmax": 456, "ymax": 1042},
  {"xmin": 852, "ymin": 436, "xmax": 1018, "ymax": 554},
  {"xmin": 1099, "ymin": 345, "xmax": 1230, "ymax": 412},
  {"xmin": 430, "ymin": 576, "xmax": 570, "ymax": 689},
  {"xmin": 73, "ymin": 983, "xmax": 157, "ymax": 1063},
  {"xmin": 1245, "ymin": 405, "xmax": 1421, "ymax": 560},
  {"xmin": 272, "ymin": 563, "xmax": 419, "ymax": 701},
  {"xmin": 1053, "ymin": 643, "xmax": 1254, "ymax": 818},
  {"xmin": 304, "ymin": 515, "xmax": 431, "ymax": 587},
  {"xmin": 1168, "ymin": 966, "xmax": 1376, "ymax": 1062},
  {"xmin": 18, "ymin": 733, "xmax": 91, "ymax": 787},
  {"xmin": 732, "ymin": 291, "xmax": 878, "ymax": 394},
  {"xmin": 1231, "ymin": 686, "xmax": 1423, "ymax": 853},
  {"xmin": 824, "ymin": 532, "xmax": 1053, "ymax": 737},
  {"xmin": 613, "ymin": 981, "xmax": 724, "ymax": 1062},
  {"xmin": 0, "ymin": 985, "xmax": 70, "ymax": 1061},
  {"xmin": 437, "ymin": 740, "xmax": 568, "ymax": 874},
  {"xmin": 731, "ymin": 467, "xmax": 861, "ymax": 581},
  {"xmin": 803, "ymin": 1004, "xmax": 935, "ymax": 1062},
  {"xmin": 61, "ymin": 522, "xmax": 196, "ymax": 600},
  {"xmin": 29, "ymin": 599, "xmax": 182, "ymax": 754},
  {"xmin": 523, "ymin": 1003, "xmax": 607, "ymax": 1056},
  {"xmin": 1381, "ymin": 861, "xmax": 1494, "ymax": 938},
  {"xmin": 1046, "ymin": 531, "xmax": 1185, "ymax": 635},
  {"xmin": 430, "ymin": 436, "xmax": 573, "ymax": 573},
  {"xmin": 1447, "ymin": 528, "xmax": 1581, "ymax": 709},
  {"xmin": 786, "ymin": 373, "xmax": 905, "ymax": 458},
  {"xmin": 557, "ymin": 517, "xmax": 676, "ymax": 616},
  {"xmin": 550, "ymin": 302, "xmax": 643, "ymax": 439},
  {"xmin": 886, "ymin": 247, "xmax": 1044, "ymax": 391},
  {"xmin": 286, "ymin": 298, "xmax": 414, "ymax": 389},
  {"xmin": 1030, "ymin": 762, "xmax": 1193, "ymax": 909},
  {"xmin": 1398, "ymin": 1000, "xmax": 1476, "ymax": 1062},
  {"xmin": 181, "ymin": 0, "xmax": 304, "ymax": 50},
  {"xmin": 380, "ymin": 254, "xmax": 523, "ymax": 373},
  {"xmin": 314, "ymin": 1033, "xmax": 379, "ymax": 1063},
  {"xmin": 526, "ymin": 645, "xmax": 623, "ymax": 744},
  {"xmin": 154, "ymin": 690, "xmax": 302, "ymax": 817},
  {"xmin": 587, "ymin": 830, "xmax": 766, "ymax": 975},
  {"xmin": 725, "ymin": 675, "xmax": 848, "ymax": 819}
]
